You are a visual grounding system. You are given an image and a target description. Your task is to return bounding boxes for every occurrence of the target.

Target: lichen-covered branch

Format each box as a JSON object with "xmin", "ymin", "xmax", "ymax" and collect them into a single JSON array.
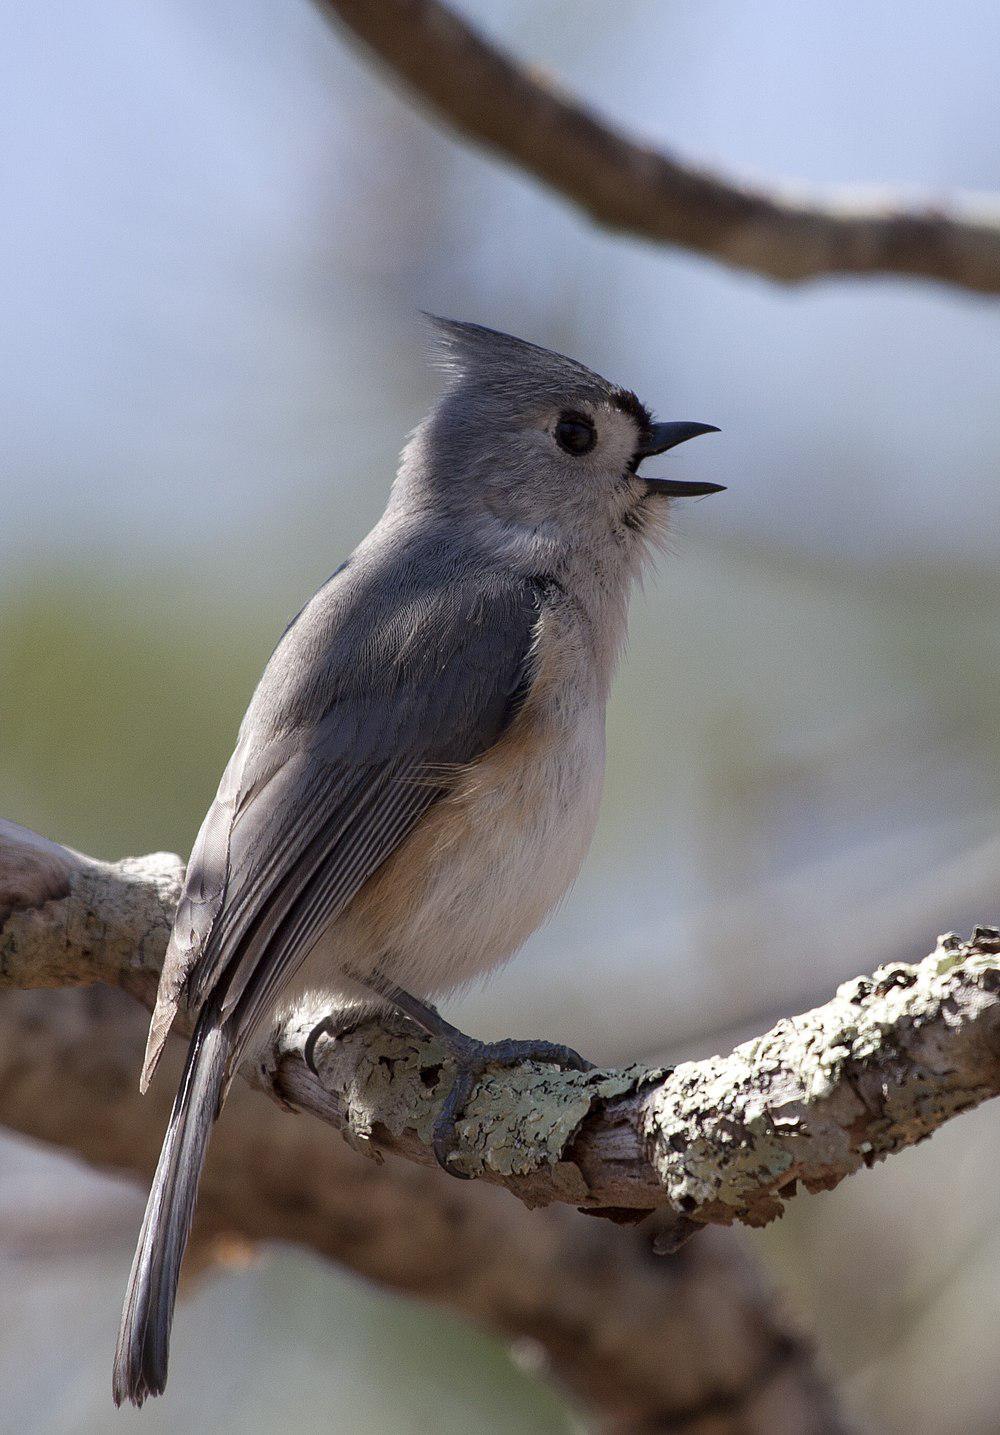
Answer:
[
  {"xmin": 277, "ymin": 928, "xmax": 1000, "ymax": 1252},
  {"xmin": 0, "ymin": 820, "xmax": 847, "ymax": 1432},
  {"xmin": 314, "ymin": 0, "xmax": 1000, "ymax": 295},
  {"xmin": 0, "ymin": 985, "xmax": 850, "ymax": 1434},
  {"xmin": 3, "ymin": 817, "xmax": 1000, "ymax": 1252}
]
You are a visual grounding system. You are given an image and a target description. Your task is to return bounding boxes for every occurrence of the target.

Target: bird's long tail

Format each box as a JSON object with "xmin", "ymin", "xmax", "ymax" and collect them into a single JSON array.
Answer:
[{"xmin": 113, "ymin": 1013, "xmax": 231, "ymax": 1407}]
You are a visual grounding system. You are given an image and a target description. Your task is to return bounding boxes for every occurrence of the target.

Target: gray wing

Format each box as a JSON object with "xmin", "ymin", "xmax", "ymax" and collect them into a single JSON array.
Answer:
[{"xmin": 141, "ymin": 563, "xmax": 545, "ymax": 1088}]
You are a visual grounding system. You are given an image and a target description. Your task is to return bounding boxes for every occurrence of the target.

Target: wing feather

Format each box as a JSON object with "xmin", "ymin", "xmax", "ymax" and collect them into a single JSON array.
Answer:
[{"xmin": 142, "ymin": 562, "xmax": 543, "ymax": 1087}]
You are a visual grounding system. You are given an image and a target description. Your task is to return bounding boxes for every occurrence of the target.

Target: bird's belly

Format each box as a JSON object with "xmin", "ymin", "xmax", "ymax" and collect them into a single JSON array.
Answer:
[{"xmin": 321, "ymin": 705, "xmax": 606, "ymax": 1000}]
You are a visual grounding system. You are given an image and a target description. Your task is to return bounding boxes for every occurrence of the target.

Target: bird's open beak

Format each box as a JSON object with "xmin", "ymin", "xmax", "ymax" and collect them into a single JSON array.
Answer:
[{"xmin": 635, "ymin": 421, "xmax": 724, "ymax": 497}]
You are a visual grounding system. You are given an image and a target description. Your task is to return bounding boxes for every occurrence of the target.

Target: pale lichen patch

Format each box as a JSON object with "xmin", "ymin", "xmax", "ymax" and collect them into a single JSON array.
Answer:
[
  {"xmin": 637, "ymin": 939, "xmax": 1000, "ymax": 1228},
  {"xmin": 453, "ymin": 1063, "xmax": 652, "ymax": 1182},
  {"xmin": 295, "ymin": 1008, "xmax": 656, "ymax": 1183}
]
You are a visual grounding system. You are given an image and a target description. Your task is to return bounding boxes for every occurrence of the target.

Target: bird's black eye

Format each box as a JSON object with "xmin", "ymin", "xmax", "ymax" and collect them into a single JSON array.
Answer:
[{"xmin": 554, "ymin": 411, "xmax": 597, "ymax": 456}]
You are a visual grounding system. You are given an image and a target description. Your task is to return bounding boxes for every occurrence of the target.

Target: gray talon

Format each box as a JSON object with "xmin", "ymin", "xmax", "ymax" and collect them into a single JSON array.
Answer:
[
  {"xmin": 304, "ymin": 1015, "xmax": 337, "ymax": 1077},
  {"xmin": 430, "ymin": 1035, "xmax": 594, "ymax": 1178}
]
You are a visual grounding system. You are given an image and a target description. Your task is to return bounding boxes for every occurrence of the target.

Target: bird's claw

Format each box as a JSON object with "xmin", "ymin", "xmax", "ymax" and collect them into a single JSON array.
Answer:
[
  {"xmin": 303, "ymin": 1014, "xmax": 338, "ymax": 1078},
  {"xmin": 431, "ymin": 1036, "xmax": 594, "ymax": 1179}
]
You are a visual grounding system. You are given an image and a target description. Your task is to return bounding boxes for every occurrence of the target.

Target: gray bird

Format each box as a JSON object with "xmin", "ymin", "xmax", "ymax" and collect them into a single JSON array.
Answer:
[{"xmin": 113, "ymin": 318, "xmax": 722, "ymax": 1406}]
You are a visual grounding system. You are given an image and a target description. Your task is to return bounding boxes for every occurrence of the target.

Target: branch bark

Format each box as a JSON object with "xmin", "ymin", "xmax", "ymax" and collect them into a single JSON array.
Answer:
[
  {"xmin": 0, "ymin": 820, "xmax": 848, "ymax": 1433},
  {"xmin": 315, "ymin": 0, "xmax": 1000, "ymax": 295},
  {"xmin": 3, "ymin": 818, "xmax": 999, "ymax": 1250}
]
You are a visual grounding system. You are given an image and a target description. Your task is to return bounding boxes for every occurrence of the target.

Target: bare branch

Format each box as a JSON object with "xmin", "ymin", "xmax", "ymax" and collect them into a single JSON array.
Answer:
[
  {"xmin": 3, "ymin": 818, "xmax": 1000, "ymax": 1253},
  {"xmin": 315, "ymin": 0, "xmax": 1000, "ymax": 294}
]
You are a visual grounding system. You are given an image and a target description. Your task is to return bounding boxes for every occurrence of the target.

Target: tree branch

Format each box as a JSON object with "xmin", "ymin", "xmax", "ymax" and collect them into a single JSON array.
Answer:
[
  {"xmin": 3, "ymin": 985, "xmax": 852, "ymax": 1433},
  {"xmin": 315, "ymin": 0, "xmax": 1000, "ymax": 294},
  {"xmin": 0, "ymin": 819, "xmax": 849, "ymax": 1432},
  {"xmin": 3, "ymin": 817, "xmax": 1000, "ymax": 1251}
]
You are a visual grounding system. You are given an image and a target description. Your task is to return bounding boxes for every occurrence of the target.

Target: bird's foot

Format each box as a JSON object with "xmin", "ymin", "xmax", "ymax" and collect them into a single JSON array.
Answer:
[
  {"xmin": 310, "ymin": 980, "xmax": 594, "ymax": 1180},
  {"xmin": 431, "ymin": 1034, "xmax": 594, "ymax": 1179},
  {"xmin": 303, "ymin": 1008, "xmax": 371, "ymax": 1077}
]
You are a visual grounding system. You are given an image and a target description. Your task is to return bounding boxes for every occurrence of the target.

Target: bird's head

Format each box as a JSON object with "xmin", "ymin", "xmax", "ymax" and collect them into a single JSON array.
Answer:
[{"xmin": 398, "ymin": 317, "xmax": 721, "ymax": 558}]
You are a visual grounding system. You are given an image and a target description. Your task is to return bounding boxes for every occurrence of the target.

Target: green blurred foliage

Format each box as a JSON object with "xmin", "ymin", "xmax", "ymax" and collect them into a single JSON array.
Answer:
[{"xmin": 2, "ymin": 570, "xmax": 271, "ymax": 858}]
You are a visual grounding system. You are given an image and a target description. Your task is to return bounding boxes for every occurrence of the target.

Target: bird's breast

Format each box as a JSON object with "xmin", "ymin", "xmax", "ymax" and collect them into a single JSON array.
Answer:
[{"xmin": 337, "ymin": 622, "xmax": 607, "ymax": 996}]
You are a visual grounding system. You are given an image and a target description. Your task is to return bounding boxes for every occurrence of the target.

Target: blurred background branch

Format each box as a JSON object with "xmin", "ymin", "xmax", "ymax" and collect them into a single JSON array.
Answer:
[{"xmin": 318, "ymin": 0, "xmax": 1000, "ymax": 293}]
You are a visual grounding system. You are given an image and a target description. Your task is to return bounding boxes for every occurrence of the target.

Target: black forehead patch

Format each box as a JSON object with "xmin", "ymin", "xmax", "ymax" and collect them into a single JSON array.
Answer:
[{"xmin": 609, "ymin": 386, "xmax": 652, "ymax": 433}]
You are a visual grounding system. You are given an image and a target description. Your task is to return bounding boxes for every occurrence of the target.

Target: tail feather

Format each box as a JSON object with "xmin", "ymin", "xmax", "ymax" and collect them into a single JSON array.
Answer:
[{"xmin": 113, "ymin": 1017, "xmax": 230, "ymax": 1407}]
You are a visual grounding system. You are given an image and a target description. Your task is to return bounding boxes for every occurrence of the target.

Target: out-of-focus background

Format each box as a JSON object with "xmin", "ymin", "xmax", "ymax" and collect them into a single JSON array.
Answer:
[{"xmin": 2, "ymin": 1, "xmax": 999, "ymax": 1430}]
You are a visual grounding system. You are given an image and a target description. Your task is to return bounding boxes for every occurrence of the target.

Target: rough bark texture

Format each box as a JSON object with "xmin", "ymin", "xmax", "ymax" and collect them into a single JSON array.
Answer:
[
  {"xmin": 315, "ymin": 0, "xmax": 1000, "ymax": 295},
  {"xmin": 0, "ymin": 819, "xmax": 850, "ymax": 1433},
  {"xmin": 3, "ymin": 819, "xmax": 998, "ymax": 1249}
]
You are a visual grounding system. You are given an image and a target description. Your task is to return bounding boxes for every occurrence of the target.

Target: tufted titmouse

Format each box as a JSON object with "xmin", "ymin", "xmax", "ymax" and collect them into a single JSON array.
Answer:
[{"xmin": 113, "ymin": 318, "xmax": 721, "ymax": 1405}]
